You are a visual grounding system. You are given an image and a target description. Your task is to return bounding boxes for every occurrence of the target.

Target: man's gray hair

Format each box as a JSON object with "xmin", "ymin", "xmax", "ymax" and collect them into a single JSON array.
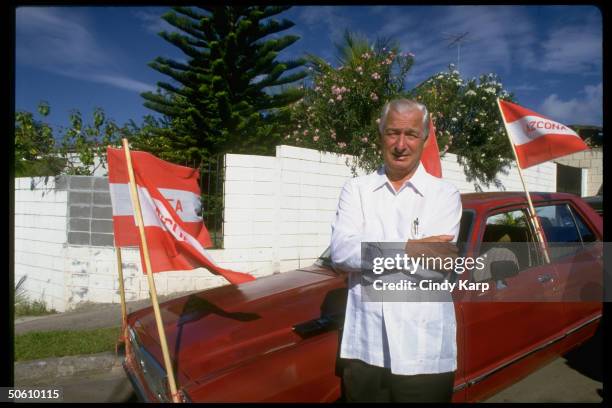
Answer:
[{"xmin": 378, "ymin": 99, "xmax": 430, "ymax": 139}]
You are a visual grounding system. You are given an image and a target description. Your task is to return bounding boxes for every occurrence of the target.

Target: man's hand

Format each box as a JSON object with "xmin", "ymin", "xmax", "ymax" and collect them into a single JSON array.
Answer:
[{"xmin": 405, "ymin": 235, "xmax": 459, "ymax": 272}]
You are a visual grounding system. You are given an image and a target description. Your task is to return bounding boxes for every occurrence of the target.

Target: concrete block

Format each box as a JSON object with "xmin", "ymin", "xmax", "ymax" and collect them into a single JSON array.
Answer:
[
  {"xmin": 281, "ymin": 183, "xmax": 300, "ymax": 196},
  {"xmin": 224, "ymin": 208, "xmax": 254, "ymax": 223},
  {"xmin": 225, "ymin": 167, "xmax": 254, "ymax": 181},
  {"xmin": 224, "ymin": 194, "xmax": 254, "ymax": 209},
  {"xmin": 92, "ymin": 205, "xmax": 113, "ymax": 219},
  {"xmin": 93, "ymin": 192, "xmax": 111, "ymax": 206},
  {"xmin": 68, "ymin": 232, "xmax": 90, "ymax": 245},
  {"xmin": 253, "ymin": 195, "xmax": 275, "ymax": 209},
  {"xmin": 68, "ymin": 205, "xmax": 92, "ymax": 218},
  {"xmin": 70, "ymin": 218, "xmax": 90, "ymax": 232},
  {"xmin": 69, "ymin": 176, "xmax": 94, "ymax": 190},
  {"xmin": 280, "ymin": 196, "xmax": 301, "ymax": 210},
  {"xmin": 223, "ymin": 234, "xmax": 275, "ymax": 249},
  {"xmin": 252, "ymin": 181, "xmax": 276, "ymax": 196},
  {"xmin": 281, "ymin": 170, "xmax": 300, "ymax": 184},
  {"xmin": 225, "ymin": 154, "xmax": 254, "ymax": 168},
  {"xmin": 93, "ymin": 177, "xmax": 109, "ymax": 191},
  {"xmin": 252, "ymin": 168, "xmax": 278, "ymax": 182},
  {"xmin": 91, "ymin": 219, "xmax": 113, "ymax": 234},
  {"xmin": 55, "ymin": 176, "xmax": 68, "ymax": 190},
  {"xmin": 225, "ymin": 180, "xmax": 254, "ymax": 195},
  {"xmin": 279, "ymin": 247, "xmax": 299, "ymax": 260},
  {"xmin": 69, "ymin": 191, "xmax": 91, "ymax": 205},
  {"xmin": 89, "ymin": 273, "xmax": 116, "ymax": 290},
  {"xmin": 71, "ymin": 273, "xmax": 89, "ymax": 287},
  {"xmin": 298, "ymin": 197, "xmax": 318, "ymax": 210},
  {"xmin": 280, "ymin": 259, "xmax": 300, "ymax": 272},
  {"xmin": 251, "ymin": 208, "xmax": 274, "ymax": 222},
  {"xmin": 223, "ymin": 221, "xmax": 253, "ymax": 236},
  {"xmin": 91, "ymin": 233, "xmax": 115, "ymax": 247},
  {"xmin": 252, "ymin": 221, "xmax": 274, "ymax": 235}
]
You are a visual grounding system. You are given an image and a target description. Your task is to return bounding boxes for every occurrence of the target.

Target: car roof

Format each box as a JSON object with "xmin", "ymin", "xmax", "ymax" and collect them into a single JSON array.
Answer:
[{"xmin": 460, "ymin": 191, "xmax": 581, "ymax": 209}]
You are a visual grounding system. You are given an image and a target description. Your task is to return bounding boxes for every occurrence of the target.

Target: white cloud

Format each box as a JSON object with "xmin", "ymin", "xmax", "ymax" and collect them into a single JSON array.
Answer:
[
  {"xmin": 16, "ymin": 7, "xmax": 153, "ymax": 93},
  {"xmin": 540, "ymin": 83, "xmax": 602, "ymax": 125},
  {"xmin": 298, "ymin": 6, "xmax": 352, "ymax": 46},
  {"xmin": 535, "ymin": 26, "xmax": 602, "ymax": 74},
  {"xmin": 132, "ymin": 8, "xmax": 178, "ymax": 35}
]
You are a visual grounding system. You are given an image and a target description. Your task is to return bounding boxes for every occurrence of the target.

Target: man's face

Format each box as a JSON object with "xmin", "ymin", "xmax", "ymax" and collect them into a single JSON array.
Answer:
[{"xmin": 380, "ymin": 108, "xmax": 426, "ymax": 177}]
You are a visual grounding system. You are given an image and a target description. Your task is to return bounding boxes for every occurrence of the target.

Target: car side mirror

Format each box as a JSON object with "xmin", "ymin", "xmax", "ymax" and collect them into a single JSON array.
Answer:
[{"xmin": 490, "ymin": 260, "xmax": 519, "ymax": 281}]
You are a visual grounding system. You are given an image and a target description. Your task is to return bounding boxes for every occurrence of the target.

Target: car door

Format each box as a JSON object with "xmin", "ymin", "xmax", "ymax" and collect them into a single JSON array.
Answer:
[
  {"xmin": 534, "ymin": 202, "xmax": 603, "ymax": 332},
  {"xmin": 461, "ymin": 205, "xmax": 565, "ymax": 401}
]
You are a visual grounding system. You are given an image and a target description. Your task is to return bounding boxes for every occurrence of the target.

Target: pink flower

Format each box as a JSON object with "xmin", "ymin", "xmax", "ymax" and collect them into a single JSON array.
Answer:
[
  {"xmin": 371, "ymin": 72, "xmax": 381, "ymax": 80},
  {"xmin": 330, "ymin": 132, "xmax": 336, "ymax": 140},
  {"xmin": 303, "ymin": 130, "xmax": 309, "ymax": 135},
  {"xmin": 338, "ymin": 142, "xmax": 347, "ymax": 148},
  {"xmin": 370, "ymin": 92, "xmax": 379, "ymax": 101},
  {"xmin": 313, "ymin": 135, "xmax": 320, "ymax": 142},
  {"xmin": 328, "ymin": 98, "xmax": 334, "ymax": 103},
  {"xmin": 361, "ymin": 136, "xmax": 369, "ymax": 143}
]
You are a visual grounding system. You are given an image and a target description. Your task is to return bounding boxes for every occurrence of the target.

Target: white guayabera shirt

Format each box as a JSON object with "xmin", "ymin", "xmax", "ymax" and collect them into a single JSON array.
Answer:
[{"xmin": 331, "ymin": 163, "xmax": 462, "ymax": 375}]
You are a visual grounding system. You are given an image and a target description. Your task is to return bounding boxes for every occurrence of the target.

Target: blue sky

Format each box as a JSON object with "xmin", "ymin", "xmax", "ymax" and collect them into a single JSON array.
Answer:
[{"xmin": 15, "ymin": 5, "xmax": 602, "ymax": 137}]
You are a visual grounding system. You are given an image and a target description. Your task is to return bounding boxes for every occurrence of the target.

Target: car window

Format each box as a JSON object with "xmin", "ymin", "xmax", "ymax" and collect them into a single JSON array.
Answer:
[
  {"xmin": 570, "ymin": 206, "xmax": 598, "ymax": 243},
  {"xmin": 536, "ymin": 204, "xmax": 581, "ymax": 243},
  {"xmin": 474, "ymin": 209, "xmax": 542, "ymax": 283},
  {"xmin": 536, "ymin": 204, "xmax": 586, "ymax": 260}
]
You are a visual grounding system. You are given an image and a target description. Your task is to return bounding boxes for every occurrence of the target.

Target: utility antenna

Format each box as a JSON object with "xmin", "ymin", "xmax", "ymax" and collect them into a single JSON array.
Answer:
[{"xmin": 441, "ymin": 31, "xmax": 472, "ymax": 72}]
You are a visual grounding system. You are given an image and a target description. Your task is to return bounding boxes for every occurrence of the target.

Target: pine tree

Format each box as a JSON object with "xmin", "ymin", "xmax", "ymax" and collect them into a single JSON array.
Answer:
[{"xmin": 140, "ymin": 6, "xmax": 307, "ymax": 164}]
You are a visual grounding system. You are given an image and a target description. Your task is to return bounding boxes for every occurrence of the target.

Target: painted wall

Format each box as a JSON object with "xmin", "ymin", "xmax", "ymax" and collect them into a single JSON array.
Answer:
[{"xmin": 13, "ymin": 146, "xmax": 556, "ymax": 311}]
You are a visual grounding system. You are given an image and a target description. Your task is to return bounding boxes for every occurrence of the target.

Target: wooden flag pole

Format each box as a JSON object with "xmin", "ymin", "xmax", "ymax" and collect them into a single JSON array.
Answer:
[
  {"xmin": 122, "ymin": 138, "xmax": 181, "ymax": 403},
  {"xmin": 496, "ymin": 99, "xmax": 550, "ymax": 264},
  {"xmin": 115, "ymin": 245, "xmax": 128, "ymax": 337}
]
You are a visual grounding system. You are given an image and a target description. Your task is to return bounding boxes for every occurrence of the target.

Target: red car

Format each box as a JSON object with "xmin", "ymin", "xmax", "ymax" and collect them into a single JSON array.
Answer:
[{"xmin": 120, "ymin": 192, "xmax": 603, "ymax": 402}]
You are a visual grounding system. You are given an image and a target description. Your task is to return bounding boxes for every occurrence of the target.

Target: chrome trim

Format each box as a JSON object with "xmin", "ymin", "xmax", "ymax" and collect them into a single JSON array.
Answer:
[
  {"xmin": 466, "ymin": 313, "xmax": 601, "ymax": 387},
  {"xmin": 453, "ymin": 382, "xmax": 468, "ymax": 392},
  {"xmin": 565, "ymin": 314, "xmax": 601, "ymax": 336},
  {"xmin": 122, "ymin": 360, "xmax": 149, "ymax": 402},
  {"xmin": 127, "ymin": 327, "xmax": 170, "ymax": 402}
]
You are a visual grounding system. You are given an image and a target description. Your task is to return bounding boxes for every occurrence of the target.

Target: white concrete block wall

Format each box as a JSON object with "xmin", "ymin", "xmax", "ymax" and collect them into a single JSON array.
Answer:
[
  {"xmin": 14, "ymin": 176, "xmax": 68, "ymax": 312},
  {"xmin": 440, "ymin": 153, "xmax": 556, "ymax": 193},
  {"xmin": 553, "ymin": 148, "xmax": 602, "ymax": 196},
  {"xmin": 13, "ymin": 146, "xmax": 560, "ymax": 312}
]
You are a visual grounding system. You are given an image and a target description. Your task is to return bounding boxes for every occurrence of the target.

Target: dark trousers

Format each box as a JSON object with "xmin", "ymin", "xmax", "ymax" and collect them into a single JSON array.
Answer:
[{"xmin": 342, "ymin": 358, "xmax": 455, "ymax": 402}]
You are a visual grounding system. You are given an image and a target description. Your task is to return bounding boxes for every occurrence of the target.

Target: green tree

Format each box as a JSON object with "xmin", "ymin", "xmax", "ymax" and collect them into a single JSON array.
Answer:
[
  {"xmin": 409, "ymin": 66, "xmax": 517, "ymax": 189},
  {"xmin": 14, "ymin": 102, "xmax": 65, "ymax": 177},
  {"xmin": 140, "ymin": 5, "xmax": 307, "ymax": 164},
  {"xmin": 285, "ymin": 31, "xmax": 414, "ymax": 173},
  {"xmin": 58, "ymin": 108, "xmax": 122, "ymax": 175}
]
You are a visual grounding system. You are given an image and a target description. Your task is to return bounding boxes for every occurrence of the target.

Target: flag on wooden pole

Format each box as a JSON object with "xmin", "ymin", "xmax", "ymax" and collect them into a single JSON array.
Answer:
[
  {"xmin": 107, "ymin": 147, "xmax": 255, "ymax": 285},
  {"xmin": 421, "ymin": 117, "xmax": 443, "ymax": 178},
  {"xmin": 498, "ymin": 99, "xmax": 589, "ymax": 169}
]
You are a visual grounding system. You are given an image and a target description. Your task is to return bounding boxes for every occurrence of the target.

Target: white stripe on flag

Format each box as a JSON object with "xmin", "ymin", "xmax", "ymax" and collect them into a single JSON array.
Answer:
[
  {"xmin": 506, "ymin": 115, "xmax": 580, "ymax": 145},
  {"xmin": 109, "ymin": 183, "xmax": 202, "ymax": 223}
]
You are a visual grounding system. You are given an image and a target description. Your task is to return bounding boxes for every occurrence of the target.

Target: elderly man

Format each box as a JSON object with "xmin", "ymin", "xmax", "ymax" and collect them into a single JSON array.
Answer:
[{"xmin": 331, "ymin": 99, "xmax": 462, "ymax": 402}]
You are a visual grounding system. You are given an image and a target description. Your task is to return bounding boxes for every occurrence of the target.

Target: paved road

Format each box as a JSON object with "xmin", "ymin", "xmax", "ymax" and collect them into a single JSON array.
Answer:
[
  {"xmin": 18, "ymin": 331, "xmax": 602, "ymax": 403},
  {"xmin": 485, "ymin": 326, "xmax": 603, "ymax": 402}
]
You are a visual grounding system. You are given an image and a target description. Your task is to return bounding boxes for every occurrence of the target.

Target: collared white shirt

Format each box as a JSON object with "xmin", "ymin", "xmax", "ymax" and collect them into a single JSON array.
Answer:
[{"xmin": 331, "ymin": 163, "xmax": 462, "ymax": 375}]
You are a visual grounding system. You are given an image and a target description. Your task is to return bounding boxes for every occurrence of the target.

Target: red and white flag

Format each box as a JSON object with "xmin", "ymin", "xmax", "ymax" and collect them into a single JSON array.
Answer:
[
  {"xmin": 421, "ymin": 117, "xmax": 442, "ymax": 178},
  {"xmin": 107, "ymin": 147, "xmax": 255, "ymax": 285},
  {"xmin": 498, "ymin": 99, "xmax": 589, "ymax": 169}
]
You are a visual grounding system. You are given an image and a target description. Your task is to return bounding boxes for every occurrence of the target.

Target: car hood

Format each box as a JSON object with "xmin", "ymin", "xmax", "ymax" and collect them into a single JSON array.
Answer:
[{"xmin": 128, "ymin": 265, "xmax": 346, "ymax": 384}]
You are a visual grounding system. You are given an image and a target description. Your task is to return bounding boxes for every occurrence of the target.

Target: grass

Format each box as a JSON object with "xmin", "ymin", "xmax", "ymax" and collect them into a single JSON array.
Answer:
[
  {"xmin": 14, "ymin": 300, "xmax": 57, "ymax": 318},
  {"xmin": 14, "ymin": 275, "xmax": 57, "ymax": 318},
  {"xmin": 15, "ymin": 327, "xmax": 122, "ymax": 362}
]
